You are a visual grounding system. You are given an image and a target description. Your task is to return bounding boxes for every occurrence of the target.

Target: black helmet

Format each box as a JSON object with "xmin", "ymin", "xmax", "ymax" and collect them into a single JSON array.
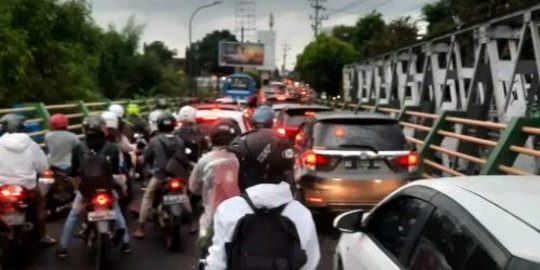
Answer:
[
  {"xmin": 156, "ymin": 97, "xmax": 168, "ymax": 110},
  {"xmin": 210, "ymin": 119, "xmax": 241, "ymax": 146},
  {"xmin": 82, "ymin": 115, "xmax": 106, "ymax": 138},
  {"xmin": 157, "ymin": 112, "xmax": 176, "ymax": 133},
  {"xmin": 251, "ymin": 105, "xmax": 274, "ymax": 128},
  {"xmin": 0, "ymin": 114, "xmax": 26, "ymax": 135},
  {"xmin": 228, "ymin": 128, "xmax": 295, "ymax": 191}
]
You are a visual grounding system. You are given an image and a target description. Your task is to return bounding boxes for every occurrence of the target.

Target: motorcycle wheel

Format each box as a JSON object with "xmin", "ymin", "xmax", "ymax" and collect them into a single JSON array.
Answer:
[
  {"xmin": 166, "ymin": 216, "xmax": 182, "ymax": 252},
  {"xmin": 95, "ymin": 233, "xmax": 109, "ymax": 270}
]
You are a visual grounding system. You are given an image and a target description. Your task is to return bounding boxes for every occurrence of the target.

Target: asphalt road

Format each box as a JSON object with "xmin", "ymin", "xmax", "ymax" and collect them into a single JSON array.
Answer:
[{"xmin": 13, "ymin": 185, "xmax": 340, "ymax": 270}]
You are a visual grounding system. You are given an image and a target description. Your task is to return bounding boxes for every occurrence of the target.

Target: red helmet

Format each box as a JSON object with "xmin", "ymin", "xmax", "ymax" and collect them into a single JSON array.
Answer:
[{"xmin": 49, "ymin": 113, "xmax": 69, "ymax": 130}]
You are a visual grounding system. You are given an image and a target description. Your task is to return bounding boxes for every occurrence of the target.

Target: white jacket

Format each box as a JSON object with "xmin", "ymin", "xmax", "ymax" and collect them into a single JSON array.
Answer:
[
  {"xmin": 205, "ymin": 182, "xmax": 320, "ymax": 270},
  {"xmin": 0, "ymin": 133, "xmax": 48, "ymax": 189}
]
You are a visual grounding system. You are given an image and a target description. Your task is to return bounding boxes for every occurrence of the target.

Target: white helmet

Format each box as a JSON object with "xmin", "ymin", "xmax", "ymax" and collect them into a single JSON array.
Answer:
[
  {"xmin": 177, "ymin": 106, "xmax": 197, "ymax": 123},
  {"xmin": 101, "ymin": 111, "xmax": 119, "ymax": 129},
  {"xmin": 108, "ymin": 104, "xmax": 125, "ymax": 118}
]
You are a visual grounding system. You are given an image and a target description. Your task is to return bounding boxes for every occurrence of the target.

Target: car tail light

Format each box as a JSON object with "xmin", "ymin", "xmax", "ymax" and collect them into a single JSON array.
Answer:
[
  {"xmin": 394, "ymin": 152, "xmax": 420, "ymax": 167},
  {"xmin": 92, "ymin": 193, "xmax": 112, "ymax": 207},
  {"xmin": 277, "ymin": 127, "xmax": 286, "ymax": 135},
  {"xmin": 306, "ymin": 196, "xmax": 325, "ymax": 204},
  {"xmin": 168, "ymin": 178, "xmax": 185, "ymax": 192},
  {"xmin": 302, "ymin": 151, "xmax": 330, "ymax": 166},
  {"xmin": 304, "ymin": 111, "xmax": 315, "ymax": 116}
]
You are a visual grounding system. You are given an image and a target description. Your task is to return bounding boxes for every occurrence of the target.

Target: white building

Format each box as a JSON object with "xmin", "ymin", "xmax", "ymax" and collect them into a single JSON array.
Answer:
[{"xmin": 256, "ymin": 30, "xmax": 276, "ymax": 72}]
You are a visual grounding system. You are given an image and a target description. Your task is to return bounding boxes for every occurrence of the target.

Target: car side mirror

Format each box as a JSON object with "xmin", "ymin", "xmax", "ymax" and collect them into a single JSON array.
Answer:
[{"xmin": 333, "ymin": 209, "xmax": 364, "ymax": 233}]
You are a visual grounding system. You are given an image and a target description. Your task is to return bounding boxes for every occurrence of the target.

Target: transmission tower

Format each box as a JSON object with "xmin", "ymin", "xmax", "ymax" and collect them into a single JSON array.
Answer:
[
  {"xmin": 308, "ymin": 0, "xmax": 328, "ymax": 37},
  {"xmin": 235, "ymin": 1, "xmax": 257, "ymax": 42}
]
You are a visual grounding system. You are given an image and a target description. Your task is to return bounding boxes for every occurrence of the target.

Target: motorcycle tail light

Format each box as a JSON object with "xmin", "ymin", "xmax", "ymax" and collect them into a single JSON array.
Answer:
[
  {"xmin": 168, "ymin": 178, "xmax": 184, "ymax": 192},
  {"xmin": 41, "ymin": 169, "xmax": 54, "ymax": 178},
  {"xmin": 92, "ymin": 193, "xmax": 112, "ymax": 207}
]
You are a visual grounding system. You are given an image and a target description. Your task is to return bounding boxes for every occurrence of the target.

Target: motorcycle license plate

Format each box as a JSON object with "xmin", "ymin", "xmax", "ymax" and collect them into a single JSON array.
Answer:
[
  {"xmin": 88, "ymin": 210, "xmax": 115, "ymax": 222},
  {"xmin": 1, "ymin": 213, "xmax": 25, "ymax": 226},
  {"xmin": 163, "ymin": 194, "xmax": 188, "ymax": 205}
]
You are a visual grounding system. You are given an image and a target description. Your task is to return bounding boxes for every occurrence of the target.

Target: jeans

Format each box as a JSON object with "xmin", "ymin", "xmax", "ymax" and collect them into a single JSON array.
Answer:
[
  {"xmin": 138, "ymin": 177, "xmax": 162, "ymax": 223},
  {"xmin": 59, "ymin": 191, "xmax": 129, "ymax": 249}
]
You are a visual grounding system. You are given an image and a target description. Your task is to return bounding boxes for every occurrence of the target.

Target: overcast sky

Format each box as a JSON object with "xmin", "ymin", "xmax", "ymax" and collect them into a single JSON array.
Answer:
[{"xmin": 90, "ymin": 0, "xmax": 435, "ymax": 70}]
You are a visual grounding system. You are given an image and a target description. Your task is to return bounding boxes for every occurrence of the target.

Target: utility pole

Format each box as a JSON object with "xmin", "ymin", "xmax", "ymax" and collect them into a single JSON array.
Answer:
[
  {"xmin": 281, "ymin": 43, "xmax": 290, "ymax": 76},
  {"xmin": 308, "ymin": 0, "xmax": 328, "ymax": 37}
]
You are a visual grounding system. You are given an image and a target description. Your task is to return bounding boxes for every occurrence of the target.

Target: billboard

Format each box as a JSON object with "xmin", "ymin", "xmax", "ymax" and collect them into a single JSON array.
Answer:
[{"xmin": 218, "ymin": 42, "xmax": 265, "ymax": 67}]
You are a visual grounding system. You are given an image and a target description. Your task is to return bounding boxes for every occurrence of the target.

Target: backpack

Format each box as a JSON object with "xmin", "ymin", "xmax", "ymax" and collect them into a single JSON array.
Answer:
[
  {"xmin": 157, "ymin": 135, "xmax": 192, "ymax": 179},
  {"xmin": 175, "ymin": 125, "xmax": 205, "ymax": 162},
  {"xmin": 78, "ymin": 143, "xmax": 115, "ymax": 199},
  {"xmin": 226, "ymin": 194, "xmax": 307, "ymax": 270}
]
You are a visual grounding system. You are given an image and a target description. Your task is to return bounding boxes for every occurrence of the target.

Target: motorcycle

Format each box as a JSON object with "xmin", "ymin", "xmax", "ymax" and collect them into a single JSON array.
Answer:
[
  {"xmin": 85, "ymin": 190, "xmax": 122, "ymax": 270},
  {"xmin": 153, "ymin": 178, "xmax": 190, "ymax": 251},
  {"xmin": 0, "ymin": 185, "xmax": 40, "ymax": 266},
  {"xmin": 38, "ymin": 167, "xmax": 75, "ymax": 217}
]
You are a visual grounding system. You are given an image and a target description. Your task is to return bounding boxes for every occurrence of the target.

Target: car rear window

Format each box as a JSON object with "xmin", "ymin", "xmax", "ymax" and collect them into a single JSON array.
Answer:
[
  {"xmin": 284, "ymin": 108, "xmax": 331, "ymax": 127},
  {"xmin": 313, "ymin": 119, "xmax": 406, "ymax": 151}
]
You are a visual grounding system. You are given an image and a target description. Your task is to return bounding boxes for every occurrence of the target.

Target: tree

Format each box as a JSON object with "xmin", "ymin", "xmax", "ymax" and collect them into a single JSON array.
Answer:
[
  {"xmin": 144, "ymin": 41, "xmax": 176, "ymax": 64},
  {"xmin": 186, "ymin": 30, "xmax": 237, "ymax": 77},
  {"xmin": 352, "ymin": 12, "xmax": 386, "ymax": 57},
  {"xmin": 365, "ymin": 17, "xmax": 418, "ymax": 56},
  {"xmin": 295, "ymin": 35, "xmax": 358, "ymax": 96},
  {"xmin": 331, "ymin": 25, "xmax": 355, "ymax": 44},
  {"xmin": 422, "ymin": 0, "xmax": 456, "ymax": 35}
]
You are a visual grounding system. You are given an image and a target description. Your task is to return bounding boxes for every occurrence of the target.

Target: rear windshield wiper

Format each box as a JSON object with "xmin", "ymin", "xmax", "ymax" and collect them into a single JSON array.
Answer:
[{"xmin": 338, "ymin": 143, "xmax": 379, "ymax": 153}]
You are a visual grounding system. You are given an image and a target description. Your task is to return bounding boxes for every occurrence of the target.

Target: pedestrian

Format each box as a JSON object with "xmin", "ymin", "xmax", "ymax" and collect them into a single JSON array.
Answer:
[{"xmin": 203, "ymin": 128, "xmax": 320, "ymax": 270}]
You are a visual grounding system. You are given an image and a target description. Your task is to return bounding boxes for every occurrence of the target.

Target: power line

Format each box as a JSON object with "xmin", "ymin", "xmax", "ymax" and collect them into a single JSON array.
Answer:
[{"xmin": 308, "ymin": 0, "xmax": 328, "ymax": 36}]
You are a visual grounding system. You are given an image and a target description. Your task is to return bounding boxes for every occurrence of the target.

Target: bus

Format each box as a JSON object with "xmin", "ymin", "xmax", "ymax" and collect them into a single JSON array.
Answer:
[{"xmin": 221, "ymin": 73, "xmax": 256, "ymax": 102}]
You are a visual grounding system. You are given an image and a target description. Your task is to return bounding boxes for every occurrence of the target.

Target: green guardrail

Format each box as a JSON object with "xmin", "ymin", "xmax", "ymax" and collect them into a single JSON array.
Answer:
[
  {"xmin": 0, "ymin": 97, "xmax": 182, "ymax": 147},
  {"xmin": 317, "ymin": 99, "xmax": 540, "ymax": 177}
]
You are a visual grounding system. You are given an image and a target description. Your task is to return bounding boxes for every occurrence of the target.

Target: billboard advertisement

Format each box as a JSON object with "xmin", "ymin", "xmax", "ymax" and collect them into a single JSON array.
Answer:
[{"xmin": 218, "ymin": 42, "xmax": 265, "ymax": 67}]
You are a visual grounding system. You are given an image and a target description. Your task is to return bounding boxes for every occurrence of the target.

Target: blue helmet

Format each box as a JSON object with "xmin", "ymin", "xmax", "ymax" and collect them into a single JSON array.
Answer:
[{"xmin": 251, "ymin": 105, "xmax": 274, "ymax": 128}]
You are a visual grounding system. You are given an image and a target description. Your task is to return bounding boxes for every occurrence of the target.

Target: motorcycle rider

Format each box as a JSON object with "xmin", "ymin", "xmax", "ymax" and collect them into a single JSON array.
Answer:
[
  {"xmin": 56, "ymin": 115, "xmax": 131, "ymax": 258},
  {"xmin": 148, "ymin": 97, "xmax": 170, "ymax": 136},
  {"xmin": 125, "ymin": 103, "xmax": 149, "ymax": 139},
  {"xmin": 251, "ymin": 105, "xmax": 274, "ymax": 129},
  {"xmin": 109, "ymin": 104, "xmax": 135, "ymax": 143},
  {"xmin": 189, "ymin": 119, "xmax": 241, "ymax": 256},
  {"xmin": 132, "ymin": 112, "xmax": 191, "ymax": 239},
  {"xmin": 175, "ymin": 105, "xmax": 208, "ymax": 234},
  {"xmin": 45, "ymin": 113, "xmax": 80, "ymax": 171},
  {"xmin": 204, "ymin": 128, "xmax": 320, "ymax": 269},
  {"xmin": 0, "ymin": 114, "xmax": 57, "ymax": 245}
]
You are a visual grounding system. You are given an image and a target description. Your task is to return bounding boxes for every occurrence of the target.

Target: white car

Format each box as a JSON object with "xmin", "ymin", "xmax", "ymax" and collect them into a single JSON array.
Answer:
[
  {"xmin": 195, "ymin": 108, "xmax": 250, "ymax": 134},
  {"xmin": 333, "ymin": 176, "xmax": 540, "ymax": 270}
]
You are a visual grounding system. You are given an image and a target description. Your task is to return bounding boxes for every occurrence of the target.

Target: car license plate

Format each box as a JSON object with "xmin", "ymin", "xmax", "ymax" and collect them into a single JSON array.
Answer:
[
  {"xmin": 88, "ymin": 210, "xmax": 115, "ymax": 222},
  {"xmin": 1, "ymin": 212, "xmax": 25, "ymax": 226},
  {"xmin": 163, "ymin": 194, "xmax": 188, "ymax": 205}
]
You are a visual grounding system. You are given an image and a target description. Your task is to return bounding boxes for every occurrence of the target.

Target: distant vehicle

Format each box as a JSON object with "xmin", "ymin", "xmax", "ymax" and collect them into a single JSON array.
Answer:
[
  {"xmin": 194, "ymin": 105, "xmax": 251, "ymax": 135},
  {"xmin": 294, "ymin": 112, "xmax": 418, "ymax": 213},
  {"xmin": 222, "ymin": 73, "xmax": 256, "ymax": 102},
  {"xmin": 334, "ymin": 176, "xmax": 540, "ymax": 270},
  {"xmin": 271, "ymin": 103, "xmax": 302, "ymax": 117},
  {"xmin": 274, "ymin": 105, "xmax": 332, "ymax": 141}
]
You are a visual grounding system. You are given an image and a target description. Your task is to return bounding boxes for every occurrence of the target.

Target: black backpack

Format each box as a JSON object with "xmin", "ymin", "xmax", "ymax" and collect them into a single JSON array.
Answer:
[
  {"xmin": 226, "ymin": 194, "xmax": 307, "ymax": 270},
  {"xmin": 157, "ymin": 135, "xmax": 192, "ymax": 179},
  {"xmin": 78, "ymin": 143, "xmax": 115, "ymax": 199}
]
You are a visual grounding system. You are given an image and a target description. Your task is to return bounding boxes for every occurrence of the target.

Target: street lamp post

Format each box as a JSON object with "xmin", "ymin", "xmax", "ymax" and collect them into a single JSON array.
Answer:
[{"xmin": 188, "ymin": 1, "xmax": 223, "ymax": 96}]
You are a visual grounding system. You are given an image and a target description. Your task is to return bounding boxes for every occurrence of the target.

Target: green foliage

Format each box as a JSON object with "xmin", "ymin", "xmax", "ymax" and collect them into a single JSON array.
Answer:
[
  {"xmin": 365, "ymin": 16, "xmax": 418, "ymax": 56},
  {"xmin": 331, "ymin": 25, "xmax": 355, "ymax": 44},
  {"xmin": 0, "ymin": 0, "xmax": 187, "ymax": 107},
  {"xmin": 295, "ymin": 35, "xmax": 358, "ymax": 96},
  {"xmin": 352, "ymin": 12, "xmax": 386, "ymax": 57}
]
